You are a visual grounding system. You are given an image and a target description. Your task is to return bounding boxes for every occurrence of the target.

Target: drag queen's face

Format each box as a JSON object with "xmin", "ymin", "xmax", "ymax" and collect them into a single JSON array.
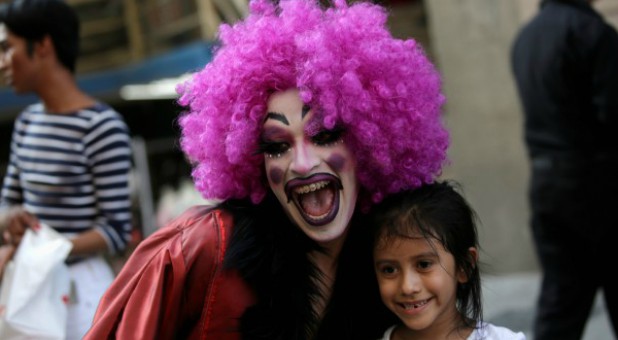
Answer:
[{"xmin": 262, "ymin": 89, "xmax": 359, "ymax": 247}]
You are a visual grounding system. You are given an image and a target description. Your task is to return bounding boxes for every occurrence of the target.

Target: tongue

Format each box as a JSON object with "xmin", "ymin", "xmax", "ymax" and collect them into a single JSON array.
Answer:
[{"xmin": 300, "ymin": 188, "xmax": 334, "ymax": 217}]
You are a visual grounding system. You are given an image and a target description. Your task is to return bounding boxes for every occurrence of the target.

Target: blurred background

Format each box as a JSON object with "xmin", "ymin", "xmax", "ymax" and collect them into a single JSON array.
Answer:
[{"xmin": 0, "ymin": 2, "xmax": 617, "ymax": 336}]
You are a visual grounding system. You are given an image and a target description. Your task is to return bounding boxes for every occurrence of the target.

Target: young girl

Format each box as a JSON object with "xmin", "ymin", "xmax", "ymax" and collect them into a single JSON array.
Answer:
[{"xmin": 371, "ymin": 181, "xmax": 526, "ymax": 340}]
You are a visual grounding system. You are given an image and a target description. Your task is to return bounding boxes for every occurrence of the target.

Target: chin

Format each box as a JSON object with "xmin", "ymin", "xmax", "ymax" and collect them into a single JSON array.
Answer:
[{"xmin": 295, "ymin": 216, "xmax": 349, "ymax": 245}]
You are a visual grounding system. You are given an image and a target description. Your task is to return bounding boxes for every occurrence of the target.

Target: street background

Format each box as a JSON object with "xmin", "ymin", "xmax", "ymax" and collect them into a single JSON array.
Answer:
[
  {"xmin": 0, "ymin": 1, "xmax": 616, "ymax": 338},
  {"xmin": 484, "ymin": 273, "xmax": 614, "ymax": 339}
]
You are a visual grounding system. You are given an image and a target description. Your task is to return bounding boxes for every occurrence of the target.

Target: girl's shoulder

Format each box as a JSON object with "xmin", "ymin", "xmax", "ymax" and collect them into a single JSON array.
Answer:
[{"xmin": 468, "ymin": 322, "xmax": 526, "ymax": 340}]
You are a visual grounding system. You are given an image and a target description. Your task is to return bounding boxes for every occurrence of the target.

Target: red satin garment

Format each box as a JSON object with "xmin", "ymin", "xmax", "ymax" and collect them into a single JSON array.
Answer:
[{"xmin": 84, "ymin": 206, "xmax": 256, "ymax": 340}]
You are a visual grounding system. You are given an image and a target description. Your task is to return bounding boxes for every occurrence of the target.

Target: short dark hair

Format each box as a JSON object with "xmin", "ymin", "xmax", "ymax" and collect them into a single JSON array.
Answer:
[
  {"xmin": 0, "ymin": 0, "xmax": 80, "ymax": 73},
  {"xmin": 370, "ymin": 180, "xmax": 483, "ymax": 330}
]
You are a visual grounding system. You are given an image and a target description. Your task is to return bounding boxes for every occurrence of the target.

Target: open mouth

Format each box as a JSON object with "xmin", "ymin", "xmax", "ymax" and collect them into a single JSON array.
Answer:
[{"xmin": 285, "ymin": 173, "xmax": 343, "ymax": 226}]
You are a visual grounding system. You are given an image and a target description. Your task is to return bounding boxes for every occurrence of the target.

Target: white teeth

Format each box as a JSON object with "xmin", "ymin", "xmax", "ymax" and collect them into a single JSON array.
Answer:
[
  {"xmin": 294, "ymin": 180, "xmax": 328, "ymax": 194},
  {"xmin": 403, "ymin": 300, "xmax": 428, "ymax": 309}
]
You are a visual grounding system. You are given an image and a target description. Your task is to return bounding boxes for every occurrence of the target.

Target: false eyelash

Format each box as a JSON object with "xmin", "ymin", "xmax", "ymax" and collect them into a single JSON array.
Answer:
[
  {"xmin": 254, "ymin": 140, "xmax": 271, "ymax": 155},
  {"xmin": 311, "ymin": 126, "xmax": 346, "ymax": 146},
  {"xmin": 254, "ymin": 140, "xmax": 287, "ymax": 158}
]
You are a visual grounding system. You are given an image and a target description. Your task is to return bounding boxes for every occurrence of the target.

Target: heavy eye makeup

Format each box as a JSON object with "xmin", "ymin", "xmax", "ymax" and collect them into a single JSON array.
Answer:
[
  {"xmin": 257, "ymin": 127, "xmax": 290, "ymax": 158},
  {"xmin": 257, "ymin": 140, "xmax": 289, "ymax": 158},
  {"xmin": 310, "ymin": 126, "xmax": 345, "ymax": 146},
  {"xmin": 257, "ymin": 126, "xmax": 346, "ymax": 158}
]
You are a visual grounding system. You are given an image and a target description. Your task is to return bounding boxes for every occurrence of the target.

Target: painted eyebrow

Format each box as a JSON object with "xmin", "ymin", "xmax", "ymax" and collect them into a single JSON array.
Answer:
[
  {"xmin": 302, "ymin": 105, "xmax": 310, "ymax": 119},
  {"xmin": 265, "ymin": 112, "xmax": 289, "ymax": 125}
]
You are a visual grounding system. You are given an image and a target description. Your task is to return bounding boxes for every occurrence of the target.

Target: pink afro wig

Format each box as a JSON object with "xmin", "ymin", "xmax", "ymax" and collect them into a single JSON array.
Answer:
[{"xmin": 178, "ymin": 0, "xmax": 449, "ymax": 207}]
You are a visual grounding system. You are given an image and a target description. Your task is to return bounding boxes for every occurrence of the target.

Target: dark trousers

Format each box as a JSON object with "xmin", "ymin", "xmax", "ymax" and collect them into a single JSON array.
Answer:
[{"xmin": 529, "ymin": 158, "xmax": 618, "ymax": 340}]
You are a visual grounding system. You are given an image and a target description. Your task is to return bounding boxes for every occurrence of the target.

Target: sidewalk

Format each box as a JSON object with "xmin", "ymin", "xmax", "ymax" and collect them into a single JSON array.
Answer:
[{"xmin": 483, "ymin": 272, "xmax": 614, "ymax": 340}]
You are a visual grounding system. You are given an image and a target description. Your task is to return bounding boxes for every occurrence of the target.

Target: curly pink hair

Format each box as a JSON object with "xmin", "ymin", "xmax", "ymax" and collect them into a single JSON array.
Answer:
[{"xmin": 178, "ymin": 0, "xmax": 449, "ymax": 207}]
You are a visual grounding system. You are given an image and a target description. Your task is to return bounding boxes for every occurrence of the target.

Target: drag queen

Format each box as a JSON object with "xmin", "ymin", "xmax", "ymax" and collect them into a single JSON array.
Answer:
[{"xmin": 85, "ymin": 0, "xmax": 449, "ymax": 338}]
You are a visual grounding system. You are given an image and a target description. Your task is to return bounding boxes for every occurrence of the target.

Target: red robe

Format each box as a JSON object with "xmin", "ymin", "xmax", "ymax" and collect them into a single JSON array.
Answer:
[{"xmin": 84, "ymin": 206, "xmax": 256, "ymax": 339}]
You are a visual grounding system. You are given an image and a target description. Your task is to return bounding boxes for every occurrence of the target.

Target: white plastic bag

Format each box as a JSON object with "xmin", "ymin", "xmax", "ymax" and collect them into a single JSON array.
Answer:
[{"xmin": 0, "ymin": 224, "xmax": 73, "ymax": 339}]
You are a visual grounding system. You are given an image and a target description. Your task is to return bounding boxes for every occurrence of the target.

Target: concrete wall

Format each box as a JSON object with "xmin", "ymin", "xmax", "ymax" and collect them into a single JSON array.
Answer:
[
  {"xmin": 423, "ymin": 0, "xmax": 618, "ymax": 274},
  {"xmin": 596, "ymin": 1, "xmax": 618, "ymax": 28},
  {"xmin": 424, "ymin": 0, "xmax": 536, "ymax": 274}
]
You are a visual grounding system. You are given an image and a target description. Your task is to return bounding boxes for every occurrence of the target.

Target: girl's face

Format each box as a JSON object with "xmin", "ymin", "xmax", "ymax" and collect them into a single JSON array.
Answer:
[
  {"xmin": 262, "ymin": 89, "xmax": 359, "ymax": 247},
  {"xmin": 373, "ymin": 233, "xmax": 473, "ymax": 339}
]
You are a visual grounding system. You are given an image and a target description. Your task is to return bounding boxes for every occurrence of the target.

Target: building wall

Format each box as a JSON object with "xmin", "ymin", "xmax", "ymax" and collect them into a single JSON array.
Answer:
[
  {"xmin": 425, "ymin": 0, "xmax": 535, "ymax": 274},
  {"xmin": 424, "ymin": 0, "xmax": 618, "ymax": 274}
]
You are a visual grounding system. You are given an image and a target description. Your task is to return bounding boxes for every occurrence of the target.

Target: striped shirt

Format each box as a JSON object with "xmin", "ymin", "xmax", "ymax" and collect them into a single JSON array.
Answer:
[{"xmin": 0, "ymin": 103, "xmax": 132, "ymax": 254}]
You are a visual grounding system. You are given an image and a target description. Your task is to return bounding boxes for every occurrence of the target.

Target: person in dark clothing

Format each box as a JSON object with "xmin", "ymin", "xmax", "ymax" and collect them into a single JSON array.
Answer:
[{"xmin": 511, "ymin": 0, "xmax": 618, "ymax": 339}]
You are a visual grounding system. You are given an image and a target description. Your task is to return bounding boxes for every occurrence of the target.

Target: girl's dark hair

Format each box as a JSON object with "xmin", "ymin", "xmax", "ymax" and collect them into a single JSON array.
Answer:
[
  {"xmin": 0, "ymin": 0, "xmax": 80, "ymax": 73},
  {"xmin": 370, "ymin": 180, "xmax": 483, "ymax": 330}
]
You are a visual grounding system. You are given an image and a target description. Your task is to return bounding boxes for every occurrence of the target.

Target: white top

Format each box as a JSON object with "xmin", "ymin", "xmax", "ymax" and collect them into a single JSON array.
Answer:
[{"xmin": 378, "ymin": 322, "xmax": 526, "ymax": 340}]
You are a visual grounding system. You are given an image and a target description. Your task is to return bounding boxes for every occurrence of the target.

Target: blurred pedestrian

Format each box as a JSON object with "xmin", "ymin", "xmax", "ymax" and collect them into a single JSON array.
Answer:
[
  {"xmin": 0, "ymin": 0, "xmax": 132, "ymax": 339},
  {"xmin": 371, "ymin": 181, "xmax": 526, "ymax": 340},
  {"xmin": 511, "ymin": 0, "xmax": 618, "ymax": 339}
]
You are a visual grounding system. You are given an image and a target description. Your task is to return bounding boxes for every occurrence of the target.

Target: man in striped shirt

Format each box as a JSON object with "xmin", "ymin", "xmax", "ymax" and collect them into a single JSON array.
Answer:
[{"xmin": 0, "ymin": 1, "xmax": 132, "ymax": 339}]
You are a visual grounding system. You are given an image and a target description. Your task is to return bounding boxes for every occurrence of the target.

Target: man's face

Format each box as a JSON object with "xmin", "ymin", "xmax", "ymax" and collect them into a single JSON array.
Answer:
[
  {"xmin": 262, "ymin": 89, "xmax": 359, "ymax": 248},
  {"xmin": 0, "ymin": 23, "xmax": 38, "ymax": 94}
]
